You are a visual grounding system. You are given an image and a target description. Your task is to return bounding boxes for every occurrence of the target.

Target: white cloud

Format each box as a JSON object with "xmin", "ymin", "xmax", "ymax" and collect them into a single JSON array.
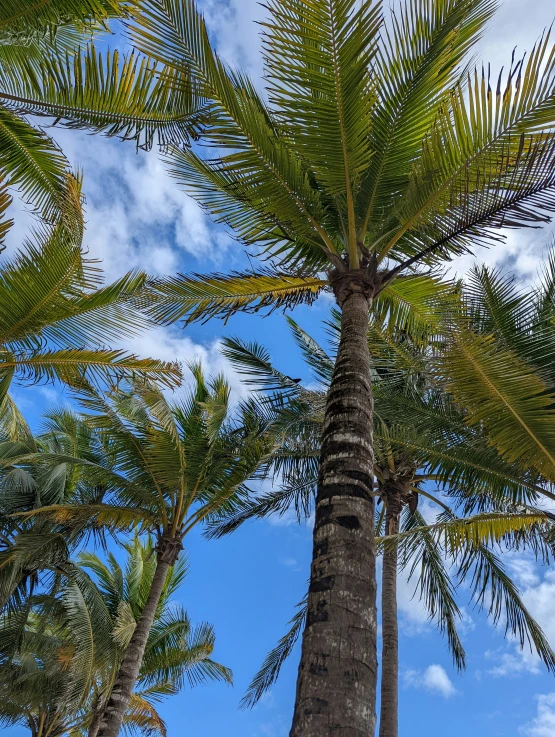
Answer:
[
  {"xmin": 121, "ymin": 325, "xmax": 250, "ymax": 403},
  {"xmin": 403, "ymin": 664, "xmax": 458, "ymax": 698},
  {"xmin": 522, "ymin": 693, "xmax": 555, "ymax": 737},
  {"xmin": 484, "ymin": 647, "xmax": 541, "ymax": 679},
  {"xmin": 479, "ymin": 563, "xmax": 555, "ymax": 679}
]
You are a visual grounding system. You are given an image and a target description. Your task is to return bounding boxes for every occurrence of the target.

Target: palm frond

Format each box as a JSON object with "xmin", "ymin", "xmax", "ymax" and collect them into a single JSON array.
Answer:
[
  {"xmin": 147, "ymin": 270, "xmax": 327, "ymax": 325},
  {"xmin": 0, "ymin": 45, "xmax": 206, "ymax": 150},
  {"xmin": 241, "ymin": 594, "xmax": 307, "ymax": 709}
]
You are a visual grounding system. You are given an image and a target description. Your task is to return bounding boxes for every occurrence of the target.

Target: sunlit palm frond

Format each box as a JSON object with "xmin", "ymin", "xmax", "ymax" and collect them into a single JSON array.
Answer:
[
  {"xmin": 0, "ymin": 45, "xmax": 206, "ymax": 150},
  {"xmin": 0, "ymin": 108, "xmax": 78, "ymax": 229},
  {"xmin": 361, "ymin": 0, "xmax": 498, "ymax": 236},
  {"xmin": 147, "ymin": 270, "xmax": 327, "ymax": 326}
]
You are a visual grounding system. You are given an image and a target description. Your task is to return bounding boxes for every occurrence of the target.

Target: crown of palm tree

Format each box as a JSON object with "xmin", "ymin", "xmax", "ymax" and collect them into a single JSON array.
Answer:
[{"xmin": 0, "ymin": 533, "xmax": 230, "ymax": 737}]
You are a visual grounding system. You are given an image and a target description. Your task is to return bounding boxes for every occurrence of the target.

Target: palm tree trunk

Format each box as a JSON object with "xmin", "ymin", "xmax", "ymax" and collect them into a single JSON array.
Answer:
[
  {"xmin": 87, "ymin": 704, "xmax": 103, "ymax": 737},
  {"xmin": 379, "ymin": 499, "xmax": 400, "ymax": 737},
  {"xmin": 97, "ymin": 538, "xmax": 181, "ymax": 737},
  {"xmin": 290, "ymin": 282, "xmax": 378, "ymax": 737}
]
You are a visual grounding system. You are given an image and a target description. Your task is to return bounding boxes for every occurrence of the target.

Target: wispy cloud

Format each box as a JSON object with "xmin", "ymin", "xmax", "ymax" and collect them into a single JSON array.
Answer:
[{"xmin": 521, "ymin": 693, "xmax": 555, "ymax": 737}]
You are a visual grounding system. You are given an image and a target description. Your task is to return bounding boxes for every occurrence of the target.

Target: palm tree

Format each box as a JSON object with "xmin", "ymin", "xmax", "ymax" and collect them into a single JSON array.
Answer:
[
  {"xmin": 11, "ymin": 366, "xmax": 275, "ymax": 737},
  {"xmin": 79, "ymin": 535, "xmax": 232, "ymax": 737},
  {"xmin": 129, "ymin": 4, "xmax": 555, "ymax": 731},
  {"xmin": 0, "ymin": 212, "xmax": 181, "ymax": 423},
  {"xmin": 9, "ymin": 0, "xmax": 555, "ymax": 730},
  {"xmin": 0, "ymin": 535, "xmax": 230, "ymax": 737},
  {"xmin": 212, "ymin": 282, "xmax": 555, "ymax": 736}
]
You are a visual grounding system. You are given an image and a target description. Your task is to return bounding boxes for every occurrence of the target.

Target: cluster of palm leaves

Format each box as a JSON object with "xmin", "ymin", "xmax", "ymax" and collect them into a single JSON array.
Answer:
[{"xmin": 1, "ymin": 0, "xmax": 555, "ymax": 736}]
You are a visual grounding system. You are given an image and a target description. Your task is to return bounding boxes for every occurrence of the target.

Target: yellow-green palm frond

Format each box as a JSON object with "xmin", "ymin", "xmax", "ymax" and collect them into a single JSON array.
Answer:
[
  {"xmin": 0, "ymin": 106, "xmax": 77, "ymax": 228},
  {"xmin": 379, "ymin": 511, "xmax": 550, "ymax": 557},
  {"xmin": 0, "ymin": 45, "xmax": 206, "ymax": 151},
  {"xmin": 0, "ymin": 223, "xmax": 182, "ymax": 397},
  {"xmin": 124, "ymin": 693, "xmax": 167, "ymax": 736},
  {"xmin": 147, "ymin": 270, "xmax": 328, "ymax": 325},
  {"xmin": 262, "ymin": 0, "xmax": 382, "ymax": 262},
  {"xmin": 381, "ymin": 34, "xmax": 555, "ymax": 266},
  {"xmin": 0, "ymin": 0, "xmax": 134, "ymax": 38},
  {"xmin": 11, "ymin": 502, "xmax": 156, "ymax": 533},
  {"xmin": 361, "ymin": 0, "xmax": 497, "ymax": 236},
  {"xmin": 438, "ymin": 328, "xmax": 555, "ymax": 480},
  {"xmin": 0, "ymin": 348, "xmax": 181, "ymax": 401}
]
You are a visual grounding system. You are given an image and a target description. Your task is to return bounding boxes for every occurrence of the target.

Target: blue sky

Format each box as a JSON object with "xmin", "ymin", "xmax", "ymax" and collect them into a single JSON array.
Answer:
[{"xmin": 5, "ymin": 0, "xmax": 555, "ymax": 735}]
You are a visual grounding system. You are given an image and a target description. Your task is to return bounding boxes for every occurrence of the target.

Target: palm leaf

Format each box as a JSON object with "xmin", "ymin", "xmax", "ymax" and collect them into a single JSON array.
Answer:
[
  {"xmin": 0, "ymin": 45, "xmax": 206, "ymax": 150},
  {"xmin": 240, "ymin": 594, "xmax": 307, "ymax": 709},
  {"xmin": 147, "ymin": 270, "xmax": 327, "ymax": 325}
]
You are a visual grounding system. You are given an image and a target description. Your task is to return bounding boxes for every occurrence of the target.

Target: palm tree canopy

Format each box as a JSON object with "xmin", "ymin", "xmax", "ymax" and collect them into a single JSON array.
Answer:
[
  {"xmin": 0, "ymin": 534, "xmax": 230, "ymax": 736},
  {"xmin": 81, "ymin": 0, "xmax": 555, "ymax": 321},
  {"xmin": 9, "ymin": 366, "xmax": 277, "ymax": 546}
]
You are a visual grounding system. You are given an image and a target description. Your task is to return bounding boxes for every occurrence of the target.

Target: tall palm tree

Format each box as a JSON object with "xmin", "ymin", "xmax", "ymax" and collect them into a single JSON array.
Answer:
[
  {"xmin": 212, "ymin": 280, "xmax": 555, "ymax": 736},
  {"xmin": 11, "ymin": 367, "xmax": 275, "ymax": 737},
  {"xmin": 9, "ymin": 0, "xmax": 555, "ymax": 730},
  {"xmin": 128, "ymin": 3, "xmax": 555, "ymax": 732},
  {"xmin": 0, "ymin": 535, "xmax": 230, "ymax": 737}
]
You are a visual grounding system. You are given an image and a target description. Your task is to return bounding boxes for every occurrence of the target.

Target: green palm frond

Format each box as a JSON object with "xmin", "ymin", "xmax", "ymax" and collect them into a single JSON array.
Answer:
[
  {"xmin": 361, "ymin": 0, "xmax": 498, "ymax": 238},
  {"xmin": 148, "ymin": 270, "xmax": 327, "ymax": 326},
  {"xmin": 439, "ymin": 328, "xmax": 555, "ymax": 480},
  {"xmin": 0, "ymin": 0, "xmax": 133, "ymax": 37},
  {"xmin": 399, "ymin": 508, "xmax": 465, "ymax": 668},
  {"xmin": 0, "ymin": 44, "xmax": 206, "ymax": 150},
  {"xmin": 0, "ymin": 222, "xmax": 182, "ymax": 398},
  {"xmin": 241, "ymin": 594, "xmax": 307, "ymax": 709},
  {"xmin": 455, "ymin": 521, "xmax": 555, "ymax": 672},
  {"xmin": 0, "ymin": 108, "xmax": 78, "ymax": 229},
  {"xmin": 381, "ymin": 511, "xmax": 551, "ymax": 559},
  {"xmin": 221, "ymin": 336, "xmax": 303, "ymax": 393}
]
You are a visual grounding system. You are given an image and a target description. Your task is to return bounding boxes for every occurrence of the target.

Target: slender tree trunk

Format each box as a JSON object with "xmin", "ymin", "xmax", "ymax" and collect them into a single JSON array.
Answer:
[
  {"xmin": 379, "ymin": 498, "xmax": 400, "ymax": 737},
  {"xmin": 88, "ymin": 704, "xmax": 103, "ymax": 737},
  {"xmin": 97, "ymin": 537, "xmax": 182, "ymax": 737},
  {"xmin": 290, "ymin": 278, "xmax": 378, "ymax": 737}
]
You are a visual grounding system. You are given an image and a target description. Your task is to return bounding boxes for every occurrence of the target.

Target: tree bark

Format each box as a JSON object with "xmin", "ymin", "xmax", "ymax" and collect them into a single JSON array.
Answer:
[
  {"xmin": 379, "ymin": 500, "xmax": 400, "ymax": 737},
  {"xmin": 97, "ymin": 537, "xmax": 181, "ymax": 737},
  {"xmin": 87, "ymin": 703, "xmax": 103, "ymax": 737},
  {"xmin": 290, "ymin": 282, "xmax": 378, "ymax": 737}
]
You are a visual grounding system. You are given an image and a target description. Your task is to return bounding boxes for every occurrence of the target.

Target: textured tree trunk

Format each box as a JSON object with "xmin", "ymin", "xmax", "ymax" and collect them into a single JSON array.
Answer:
[
  {"xmin": 88, "ymin": 704, "xmax": 103, "ymax": 737},
  {"xmin": 379, "ymin": 499, "xmax": 400, "ymax": 737},
  {"xmin": 290, "ymin": 279, "xmax": 378, "ymax": 737},
  {"xmin": 97, "ymin": 537, "xmax": 181, "ymax": 737}
]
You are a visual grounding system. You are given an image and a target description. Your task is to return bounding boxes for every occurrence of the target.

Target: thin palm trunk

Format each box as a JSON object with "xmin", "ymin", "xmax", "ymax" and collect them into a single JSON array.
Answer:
[
  {"xmin": 290, "ymin": 283, "xmax": 378, "ymax": 737},
  {"xmin": 97, "ymin": 539, "xmax": 180, "ymax": 737},
  {"xmin": 379, "ymin": 499, "xmax": 400, "ymax": 737},
  {"xmin": 88, "ymin": 704, "xmax": 103, "ymax": 737}
]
